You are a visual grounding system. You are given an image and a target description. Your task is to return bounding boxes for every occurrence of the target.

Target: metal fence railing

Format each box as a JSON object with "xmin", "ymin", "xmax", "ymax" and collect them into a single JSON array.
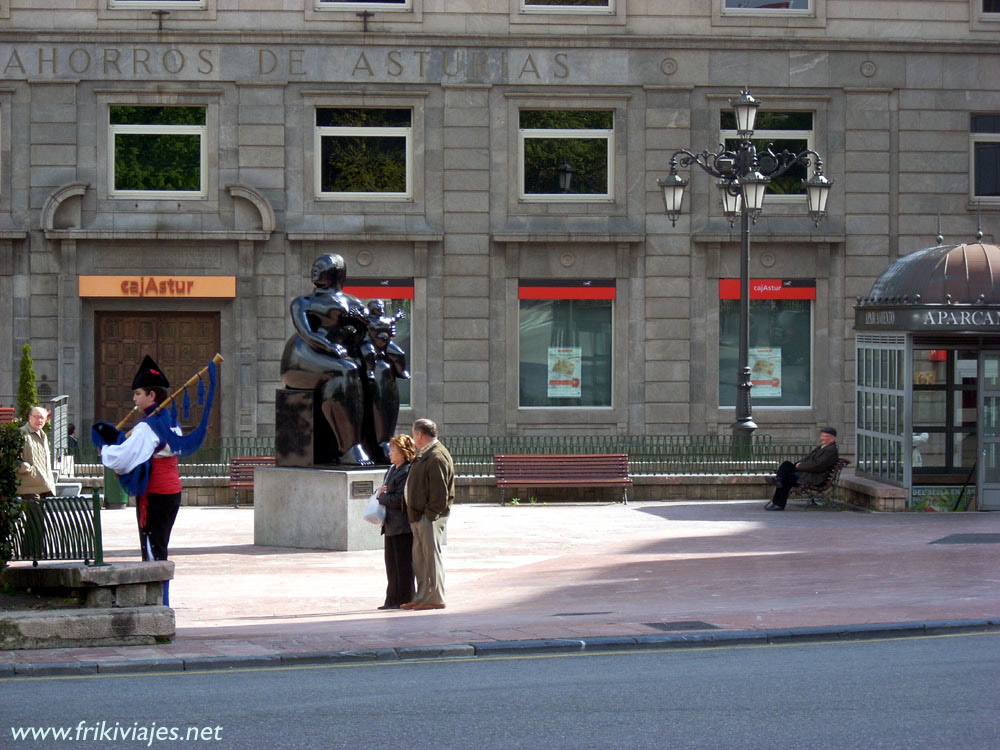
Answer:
[
  {"xmin": 448, "ymin": 434, "xmax": 814, "ymax": 477},
  {"xmin": 70, "ymin": 436, "xmax": 276, "ymax": 478},
  {"xmin": 64, "ymin": 434, "xmax": 813, "ymax": 479}
]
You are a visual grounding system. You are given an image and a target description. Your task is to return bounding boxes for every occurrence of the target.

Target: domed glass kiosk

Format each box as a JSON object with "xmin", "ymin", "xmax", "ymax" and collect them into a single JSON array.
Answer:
[{"xmin": 854, "ymin": 242, "xmax": 1000, "ymax": 511}]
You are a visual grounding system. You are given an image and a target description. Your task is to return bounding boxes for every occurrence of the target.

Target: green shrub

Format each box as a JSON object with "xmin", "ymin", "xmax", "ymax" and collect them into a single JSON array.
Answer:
[{"xmin": 0, "ymin": 422, "xmax": 25, "ymax": 569}]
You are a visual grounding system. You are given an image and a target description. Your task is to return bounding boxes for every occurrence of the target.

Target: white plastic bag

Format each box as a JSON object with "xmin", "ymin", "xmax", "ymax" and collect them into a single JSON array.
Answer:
[{"xmin": 363, "ymin": 492, "xmax": 386, "ymax": 525}]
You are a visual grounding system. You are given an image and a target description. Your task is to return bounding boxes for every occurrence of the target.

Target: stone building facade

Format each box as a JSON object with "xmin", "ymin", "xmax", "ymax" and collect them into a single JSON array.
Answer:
[{"xmin": 0, "ymin": 1, "xmax": 997, "ymax": 445}]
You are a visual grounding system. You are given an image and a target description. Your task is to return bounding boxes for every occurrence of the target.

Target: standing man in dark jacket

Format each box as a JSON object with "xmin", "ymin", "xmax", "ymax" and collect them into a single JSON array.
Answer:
[
  {"xmin": 402, "ymin": 418, "xmax": 455, "ymax": 611},
  {"xmin": 765, "ymin": 427, "xmax": 839, "ymax": 511}
]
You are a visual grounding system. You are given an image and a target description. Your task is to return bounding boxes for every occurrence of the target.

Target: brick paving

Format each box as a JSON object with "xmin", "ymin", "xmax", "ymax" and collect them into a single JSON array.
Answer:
[{"xmin": 2, "ymin": 499, "xmax": 999, "ymax": 670}]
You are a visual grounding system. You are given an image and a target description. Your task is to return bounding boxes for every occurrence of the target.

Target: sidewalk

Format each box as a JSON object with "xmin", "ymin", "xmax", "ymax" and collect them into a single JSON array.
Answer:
[{"xmin": 2, "ymin": 499, "xmax": 999, "ymax": 674}]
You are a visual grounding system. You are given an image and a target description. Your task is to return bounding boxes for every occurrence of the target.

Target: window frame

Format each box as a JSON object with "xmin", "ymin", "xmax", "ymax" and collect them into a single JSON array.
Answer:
[
  {"xmin": 972, "ymin": 0, "xmax": 1000, "ymax": 31},
  {"xmin": 518, "ymin": 110, "xmax": 615, "ymax": 203},
  {"xmin": 517, "ymin": 288, "xmax": 616, "ymax": 410},
  {"xmin": 314, "ymin": 0, "xmax": 411, "ymax": 9},
  {"xmin": 109, "ymin": 0, "xmax": 205, "ymax": 7},
  {"xmin": 511, "ymin": 0, "xmax": 624, "ymax": 24},
  {"xmin": 720, "ymin": 111, "xmax": 814, "ymax": 204},
  {"xmin": 107, "ymin": 105, "xmax": 208, "ymax": 200},
  {"xmin": 101, "ymin": 0, "xmax": 214, "ymax": 20},
  {"xmin": 970, "ymin": 115, "xmax": 1000, "ymax": 203},
  {"xmin": 717, "ymin": 285, "xmax": 815, "ymax": 410},
  {"xmin": 713, "ymin": 0, "xmax": 823, "ymax": 27},
  {"xmin": 722, "ymin": 0, "xmax": 810, "ymax": 15},
  {"xmin": 307, "ymin": 0, "xmax": 422, "ymax": 23},
  {"xmin": 313, "ymin": 107, "xmax": 414, "ymax": 202},
  {"xmin": 519, "ymin": 0, "xmax": 613, "ymax": 14}
]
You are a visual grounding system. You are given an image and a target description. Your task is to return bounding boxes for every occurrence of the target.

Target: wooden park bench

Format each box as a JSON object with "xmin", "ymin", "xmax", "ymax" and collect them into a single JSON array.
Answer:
[
  {"xmin": 789, "ymin": 458, "xmax": 851, "ymax": 507},
  {"xmin": 0, "ymin": 406, "xmax": 15, "ymax": 424},
  {"xmin": 229, "ymin": 455, "xmax": 275, "ymax": 508},
  {"xmin": 494, "ymin": 453, "xmax": 632, "ymax": 505},
  {"xmin": 8, "ymin": 490, "xmax": 105, "ymax": 567}
]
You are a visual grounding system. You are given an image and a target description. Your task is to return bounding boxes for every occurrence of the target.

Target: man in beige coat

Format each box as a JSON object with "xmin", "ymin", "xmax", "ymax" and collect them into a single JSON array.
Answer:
[
  {"xmin": 402, "ymin": 418, "xmax": 455, "ymax": 611},
  {"xmin": 17, "ymin": 406, "xmax": 56, "ymax": 498}
]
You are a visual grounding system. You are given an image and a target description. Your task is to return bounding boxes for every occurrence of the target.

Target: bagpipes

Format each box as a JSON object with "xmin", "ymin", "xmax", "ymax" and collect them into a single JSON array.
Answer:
[{"xmin": 93, "ymin": 354, "xmax": 223, "ymax": 497}]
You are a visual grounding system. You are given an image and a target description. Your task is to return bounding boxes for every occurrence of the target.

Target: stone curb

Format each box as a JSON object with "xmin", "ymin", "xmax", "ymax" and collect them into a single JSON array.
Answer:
[{"xmin": 3, "ymin": 619, "xmax": 998, "ymax": 678}]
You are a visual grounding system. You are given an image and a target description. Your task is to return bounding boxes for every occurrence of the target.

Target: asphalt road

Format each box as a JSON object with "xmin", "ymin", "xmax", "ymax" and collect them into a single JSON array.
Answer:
[{"xmin": 3, "ymin": 632, "xmax": 998, "ymax": 750}]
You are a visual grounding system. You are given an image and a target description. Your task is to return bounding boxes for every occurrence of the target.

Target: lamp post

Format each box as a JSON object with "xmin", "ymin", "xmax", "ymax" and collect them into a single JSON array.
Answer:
[
  {"xmin": 557, "ymin": 162, "xmax": 575, "ymax": 193},
  {"xmin": 657, "ymin": 89, "xmax": 833, "ymax": 455}
]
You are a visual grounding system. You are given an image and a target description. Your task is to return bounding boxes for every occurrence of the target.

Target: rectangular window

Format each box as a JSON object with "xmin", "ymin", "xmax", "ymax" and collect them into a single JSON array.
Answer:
[
  {"xmin": 110, "ymin": 0, "xmax": 204, "ymax": 7},
  {"xmin": 343, "ymin": 279, "xmax": 413, "ymax": 408},
  {"xmin": 971, "ymin": 114, "xmax": 1000, "ymax": 199},
  {"xmin": 719, "ymin": 280, "xmax": 814, "ymax": 408},
  {"xmin": 912, "ymin": 349, "xmax": 978, "ymax": 474},
  {"xmin": 109, "ymin": 105, "xmax": 206, "ymax": 198},
  {"xmin": 720, "ymin": 111, "xmax": 813, "ymax": 198},
  {"xmin": 724, "ymin": 0, "xmax": 809, "ymax": 10},
  {"xmin": 519, "ymin": 110, "xmax": 613, "ymax": 201},
  {"xmin": 986, "ymin": 0, "xmax": 1000, "ymax": 12},
  {"xmin": 315, "ymin": 108, "xmax": 412, "ymax": 200},
  {"xmin": 522, "ymin": 0, "xmax": 612, "ymax": 10},
  {"xmin": 317, "ymin": 0, "xmax": 409, "ymax": 8},
  {"xmin": 519, "ymin": 281, "xmax": 614, "ymax": 408}
]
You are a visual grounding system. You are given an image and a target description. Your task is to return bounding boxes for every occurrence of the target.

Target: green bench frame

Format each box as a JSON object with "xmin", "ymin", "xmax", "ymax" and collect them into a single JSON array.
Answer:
[{"xmin": 8, "ymin": 490, "xmax": 106, "ymax": 567}]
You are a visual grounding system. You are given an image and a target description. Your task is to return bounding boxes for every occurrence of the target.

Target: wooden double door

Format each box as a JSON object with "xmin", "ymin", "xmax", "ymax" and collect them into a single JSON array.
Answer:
[{"xmin": 95, "ymin": 312, "xmax": 221, "ymax": 438}]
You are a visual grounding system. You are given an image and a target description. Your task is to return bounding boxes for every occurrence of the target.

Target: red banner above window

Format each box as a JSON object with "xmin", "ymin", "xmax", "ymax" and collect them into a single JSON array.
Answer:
[
  {"xmin": 344, "ymin": 278, "xmax": 414, "ymax": 300},
  {"xmin": 718, "ymin": 279, "xmax": 816, "ymax": 300},
  {"xmin": 519, "ymin": 279, "xmax": 616, "ymax": 300}
]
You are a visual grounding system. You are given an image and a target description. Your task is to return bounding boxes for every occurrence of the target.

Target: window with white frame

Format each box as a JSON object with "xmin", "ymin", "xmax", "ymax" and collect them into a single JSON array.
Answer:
[
  {"xmin": 519, "ymin": 110, "xmax": 613, "ymax": 200},
  {"xmin": 315, "ymin": 108, "xmax": 412, "ymax": 200},
  {"xmin": 724, "ymin": 0, "xmax": 809, "ymax": 11},
  {"xmin": 971, "ymin": 114, "xmax": 1000, "ymax": 200},
  {"xmin": 719, "ymin": 280, "xmax": 814, "ymax": 408},
  {"xmin": 721, "ymin": 110, "xmax": 812, "ymax": 199},
  {"xmin": 518, "ymin": 280, "xmax": 614, "ymax": 408},
  {"xmin": 521, "ymin": 0, "xmax": 612, "ymax": 11},
  {"xmin": 110, "ymin": 0, "xmax": 205, "ymax": 7},
  {"xmin": 109, "ymin": 106, "xmax": 206, "ymax": 198},
  {"xmin": 316, "ymin": 0, "xmax": 410, "ymax": 8},
  {"xmin": 985, "ymin": 0, "xmax": 1000, "ymax": 13}
]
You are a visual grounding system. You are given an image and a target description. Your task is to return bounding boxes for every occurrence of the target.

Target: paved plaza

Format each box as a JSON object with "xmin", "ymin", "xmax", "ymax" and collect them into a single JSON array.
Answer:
[{"xmin": 2, "ymin": 499, "xmax": 999, "ymax": 672}]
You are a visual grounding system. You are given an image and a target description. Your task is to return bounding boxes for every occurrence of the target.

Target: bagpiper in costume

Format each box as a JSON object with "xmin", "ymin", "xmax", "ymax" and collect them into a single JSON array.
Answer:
[{"xmin": 92, "ymin": 355, "xmax": 217, "ymax": 606}]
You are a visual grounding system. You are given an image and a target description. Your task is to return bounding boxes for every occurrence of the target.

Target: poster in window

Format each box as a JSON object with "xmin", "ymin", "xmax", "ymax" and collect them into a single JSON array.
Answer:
[
  {"xmin": 749, "ymin": 347, "xmax": 782, "ymax": 397},
  {"xmin": 547, "ymin": 347, "xmax": 582, "ymax": 398}
]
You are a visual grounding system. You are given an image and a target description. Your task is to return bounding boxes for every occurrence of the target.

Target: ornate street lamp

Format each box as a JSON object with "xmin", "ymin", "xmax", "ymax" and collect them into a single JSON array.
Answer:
[{"xmin": 657, "ymin": 88, "xmax": 833, "ymax": 455}]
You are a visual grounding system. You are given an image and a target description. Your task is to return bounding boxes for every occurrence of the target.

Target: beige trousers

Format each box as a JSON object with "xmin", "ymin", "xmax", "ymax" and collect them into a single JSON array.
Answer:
[{"xmin": 411, "ymin": 515, "xmax": 447, "ymax": 605}]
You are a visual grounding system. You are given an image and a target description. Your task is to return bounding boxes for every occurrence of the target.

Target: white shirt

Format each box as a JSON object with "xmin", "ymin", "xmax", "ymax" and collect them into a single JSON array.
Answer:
[{"xmin": 101, "ymin": 420, "xmax": 181, "ymax": 474}]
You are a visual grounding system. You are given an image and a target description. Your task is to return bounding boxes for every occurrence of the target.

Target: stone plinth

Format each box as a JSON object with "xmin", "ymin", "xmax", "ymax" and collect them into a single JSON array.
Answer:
[
  {"xmin": 0, "ymin": 562, "xmax": 176, "ymax": 649},
  {"xmin": 254, "ymin": 466, "xmax": 385, "ymax": 551},
  {"xmin": 275, "ymin": 388, "xmax": 339, "ymax": 467}
]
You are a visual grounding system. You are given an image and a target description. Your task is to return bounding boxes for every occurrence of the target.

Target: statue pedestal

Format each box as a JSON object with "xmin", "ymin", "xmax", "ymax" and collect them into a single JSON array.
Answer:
[{"xmin": 254, "ymin": 466, "xmax": 386, "ymax": 551}]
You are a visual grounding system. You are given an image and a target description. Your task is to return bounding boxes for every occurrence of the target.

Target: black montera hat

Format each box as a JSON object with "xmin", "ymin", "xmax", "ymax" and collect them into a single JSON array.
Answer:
[
  {"xmin": 820, "ymin": 426, "xmax": 837, "ymax": 437},
  {"xmin": 132, "ymin": 355, "xmax": 169, "ymax": 390}
]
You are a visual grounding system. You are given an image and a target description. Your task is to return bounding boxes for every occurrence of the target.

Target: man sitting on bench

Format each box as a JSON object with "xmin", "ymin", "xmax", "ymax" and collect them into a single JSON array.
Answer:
[{"xmin": 764, "ymin": 427, "xmax": 839, "ymax": 511}]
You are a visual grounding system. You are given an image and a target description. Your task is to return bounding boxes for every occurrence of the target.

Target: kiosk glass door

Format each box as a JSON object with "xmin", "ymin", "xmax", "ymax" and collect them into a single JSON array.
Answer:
[{"xmin": 981, "ymin": 351, "xmax": 1000, "ymax": 511}]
